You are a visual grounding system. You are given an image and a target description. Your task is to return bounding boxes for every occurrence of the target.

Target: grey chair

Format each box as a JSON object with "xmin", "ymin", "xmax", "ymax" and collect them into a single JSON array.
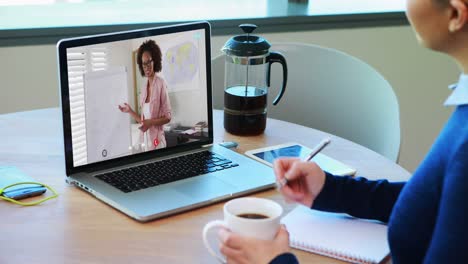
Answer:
[{"xmin": 212, "ymin": 42, "xmax": 401, "ymax": 162}]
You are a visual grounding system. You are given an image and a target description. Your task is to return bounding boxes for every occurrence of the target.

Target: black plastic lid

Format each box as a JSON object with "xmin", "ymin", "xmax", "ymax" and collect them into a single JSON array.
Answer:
[{"xmin": 222, "ymin": 24, "xmax": 271, "ymax": 57}]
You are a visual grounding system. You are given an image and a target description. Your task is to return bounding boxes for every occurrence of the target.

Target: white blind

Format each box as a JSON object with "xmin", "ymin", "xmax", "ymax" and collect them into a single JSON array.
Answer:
[
  {"xmin": 91, "ymin": 48, "xmax": 108, "ymax": 71},
  {"xmin": 67, "ymin": 46, "xmax": 108, "ymax": 166}
]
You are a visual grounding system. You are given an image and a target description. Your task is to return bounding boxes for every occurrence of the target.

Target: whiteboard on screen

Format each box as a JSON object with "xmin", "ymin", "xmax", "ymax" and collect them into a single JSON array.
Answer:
[{"xmin": 84, "ymin": 66, "xmax": 131, "ymax": 163}]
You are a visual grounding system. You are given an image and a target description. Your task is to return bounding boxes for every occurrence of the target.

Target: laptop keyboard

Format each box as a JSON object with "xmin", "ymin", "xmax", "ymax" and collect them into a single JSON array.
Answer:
[{"xmin": 95, "ymin": 151, "xmax": 239, "ymax": 193}]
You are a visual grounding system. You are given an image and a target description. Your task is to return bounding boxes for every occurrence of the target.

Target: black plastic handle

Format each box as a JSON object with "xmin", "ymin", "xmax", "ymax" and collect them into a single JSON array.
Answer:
[{"xmin": 267, "ymin": 51, "xmax": 288, "ymax": 105}]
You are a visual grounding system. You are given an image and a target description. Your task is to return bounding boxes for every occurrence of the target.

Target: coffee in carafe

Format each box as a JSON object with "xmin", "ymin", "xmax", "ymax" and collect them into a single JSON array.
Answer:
[
  {"xmin": 222, "ymin": 24, "xmax": 287, "ymax": 135},
  {"xmin": 224, "ymin": 86, "xmax": 267, "ymax": 135}
]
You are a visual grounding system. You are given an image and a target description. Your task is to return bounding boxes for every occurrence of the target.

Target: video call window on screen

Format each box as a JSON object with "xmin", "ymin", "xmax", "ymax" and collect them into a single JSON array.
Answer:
[{"xmin": 66, "ymin": 29, "xmax": 209, "ymax": 167}]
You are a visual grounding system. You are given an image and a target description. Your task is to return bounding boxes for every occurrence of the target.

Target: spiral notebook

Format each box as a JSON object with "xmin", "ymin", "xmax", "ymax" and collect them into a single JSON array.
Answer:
[{"xmin": 281, "ymin": 205, "xmax": 390, "ymax": 264}]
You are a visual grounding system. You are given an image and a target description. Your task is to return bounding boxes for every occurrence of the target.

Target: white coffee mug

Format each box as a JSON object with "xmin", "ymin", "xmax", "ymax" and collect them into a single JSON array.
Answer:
[{"xmin": 202, "ymin": 197, "xmax": 283, "ymax": 263}]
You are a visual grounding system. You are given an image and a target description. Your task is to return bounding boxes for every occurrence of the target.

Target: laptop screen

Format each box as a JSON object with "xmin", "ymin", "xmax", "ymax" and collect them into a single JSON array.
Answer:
[{"xmin": 58, "ymin": 22, "xmax": 213, "ymax": 173}]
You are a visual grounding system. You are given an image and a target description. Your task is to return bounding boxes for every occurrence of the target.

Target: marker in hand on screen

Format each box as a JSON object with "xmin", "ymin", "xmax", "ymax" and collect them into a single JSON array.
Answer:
[{"xmin": 276, "ymin": 137, "xmax": 331, "ymax": 189}]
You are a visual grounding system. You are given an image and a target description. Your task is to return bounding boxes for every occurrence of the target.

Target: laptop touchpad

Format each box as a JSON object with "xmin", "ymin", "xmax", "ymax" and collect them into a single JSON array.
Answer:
[{"xmin": 173, "ymin": 175, "xmax": 238, "ymax": 200}]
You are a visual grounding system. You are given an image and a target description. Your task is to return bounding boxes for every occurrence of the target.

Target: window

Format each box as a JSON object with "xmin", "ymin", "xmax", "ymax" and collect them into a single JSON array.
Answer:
[{"xmin": 67, "ymin": 47, "xmax": 108, "ymax": 166}]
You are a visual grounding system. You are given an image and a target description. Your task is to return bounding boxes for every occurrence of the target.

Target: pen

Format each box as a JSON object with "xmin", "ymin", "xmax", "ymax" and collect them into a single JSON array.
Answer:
[{"xmin": 277, "ymin": 137, "xmax": 331, "ymax": 189}]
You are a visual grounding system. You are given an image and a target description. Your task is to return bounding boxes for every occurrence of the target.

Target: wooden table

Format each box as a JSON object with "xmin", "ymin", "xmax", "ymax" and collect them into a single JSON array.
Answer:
[{"xmin": 0, "ymin": 108, "xmax": 410, "ymax": 264}]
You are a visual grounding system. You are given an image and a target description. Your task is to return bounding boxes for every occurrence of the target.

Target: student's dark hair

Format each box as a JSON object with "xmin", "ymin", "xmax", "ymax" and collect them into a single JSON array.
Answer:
[{"xmin": 137, "ymin": 39, "xmax": 162, "ymax": 76}]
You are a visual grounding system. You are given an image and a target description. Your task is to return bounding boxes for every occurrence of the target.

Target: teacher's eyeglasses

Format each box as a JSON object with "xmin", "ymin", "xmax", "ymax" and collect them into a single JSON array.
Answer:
[{"xmin": 142, "ymin": 59, "xmax": 153, "ymax": 68}]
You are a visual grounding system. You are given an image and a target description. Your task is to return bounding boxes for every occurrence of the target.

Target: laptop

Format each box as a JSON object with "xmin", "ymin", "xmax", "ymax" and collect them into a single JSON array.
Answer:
[{"xmin": 57, "ymin": 21, "xmax": 275, "ymax": 222}]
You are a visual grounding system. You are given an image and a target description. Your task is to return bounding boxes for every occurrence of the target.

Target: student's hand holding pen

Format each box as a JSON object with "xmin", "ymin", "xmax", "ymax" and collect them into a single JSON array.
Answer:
[
  {"xmin": 274, "ymin": 138, "xmax": 330, "ymax": 207},
  {"xmin": 274, "ymin": 158, "xmax": 326, "ymax": 207}
]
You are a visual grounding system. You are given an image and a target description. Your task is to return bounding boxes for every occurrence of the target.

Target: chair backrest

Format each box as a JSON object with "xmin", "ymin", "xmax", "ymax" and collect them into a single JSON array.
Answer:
[{"xmin": 211, "ymin": 43, "xmax": 400, "ymax": 162}]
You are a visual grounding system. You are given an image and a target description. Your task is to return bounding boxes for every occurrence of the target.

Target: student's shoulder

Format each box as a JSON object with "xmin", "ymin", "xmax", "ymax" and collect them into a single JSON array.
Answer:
[
  {"xmin": 454, "ymin": 105, "xmax": 468, "ymax": 125},
  {"xmin": 450, "ymin": 105, "xmax": 468, "ymax": 150},
  {"xmin": 446, "ymin": 131, "xmax": 468, "ymax": 183}
]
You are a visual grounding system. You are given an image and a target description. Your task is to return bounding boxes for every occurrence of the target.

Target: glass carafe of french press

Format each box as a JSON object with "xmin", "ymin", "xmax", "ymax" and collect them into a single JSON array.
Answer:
[{"xmin": 222, "ymin": 24, "xmax": 287, "ymax": 135}]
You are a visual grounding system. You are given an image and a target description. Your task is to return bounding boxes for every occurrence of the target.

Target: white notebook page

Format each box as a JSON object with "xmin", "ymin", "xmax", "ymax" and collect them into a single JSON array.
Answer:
[{"xmin": 281, "ymin": 205, "xmax": 390, "ymax": 264}]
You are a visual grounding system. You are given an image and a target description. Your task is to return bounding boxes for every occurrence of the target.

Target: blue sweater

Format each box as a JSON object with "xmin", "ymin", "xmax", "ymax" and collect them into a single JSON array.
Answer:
[{"xmin": 271, "ymin": 105, "xmax": 468, "ymax": 264}]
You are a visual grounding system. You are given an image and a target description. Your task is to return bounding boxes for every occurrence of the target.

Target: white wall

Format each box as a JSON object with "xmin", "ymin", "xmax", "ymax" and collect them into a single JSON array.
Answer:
[
  {"xmin": 0, "ymin": 25, "xmax": 458, "ymax": 173},
  {"xmin": 104, "ymin": 40, "xmax": 134, "ymax": 108},
  {"xmin": 212, "ymin": 26, "xmax": 458, "ymax": 174}
]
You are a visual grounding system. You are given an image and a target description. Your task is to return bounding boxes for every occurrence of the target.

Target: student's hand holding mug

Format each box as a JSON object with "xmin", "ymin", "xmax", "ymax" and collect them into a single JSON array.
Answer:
[
  {"xmin": 274, "ymin": 158, "xmax": 326, "ymax": 207},
  {"xmin": 218, "ymin": 225, "xmax": 290, "ymax": 264},
  {"xmin": 202, "ymin": 197, "xmax": 289, "ymax": 263}
]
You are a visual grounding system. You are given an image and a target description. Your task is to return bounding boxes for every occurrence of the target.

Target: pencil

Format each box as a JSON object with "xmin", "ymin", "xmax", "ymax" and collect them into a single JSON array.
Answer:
[{"xmin": 277, "ymin": 138, "xmax": 331, "ymax": 189}]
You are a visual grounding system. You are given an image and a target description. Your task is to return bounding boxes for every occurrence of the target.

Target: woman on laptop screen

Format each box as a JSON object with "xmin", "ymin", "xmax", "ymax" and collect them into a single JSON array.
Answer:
[{"xmin": 119, "ymin": 39, "xmax": 172, "ymax": 151}]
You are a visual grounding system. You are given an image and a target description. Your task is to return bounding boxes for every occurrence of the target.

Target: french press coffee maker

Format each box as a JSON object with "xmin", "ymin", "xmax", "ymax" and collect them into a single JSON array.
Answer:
[{"xmin": 222, "ymin": 24, "xmax": 287, "ymax": 135}]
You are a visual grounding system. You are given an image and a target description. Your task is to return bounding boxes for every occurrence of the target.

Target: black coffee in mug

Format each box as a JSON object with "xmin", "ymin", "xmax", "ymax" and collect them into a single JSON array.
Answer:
[{"xmin": 237, "ymin": 213, "xmax": 269, "ymax": 219}]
